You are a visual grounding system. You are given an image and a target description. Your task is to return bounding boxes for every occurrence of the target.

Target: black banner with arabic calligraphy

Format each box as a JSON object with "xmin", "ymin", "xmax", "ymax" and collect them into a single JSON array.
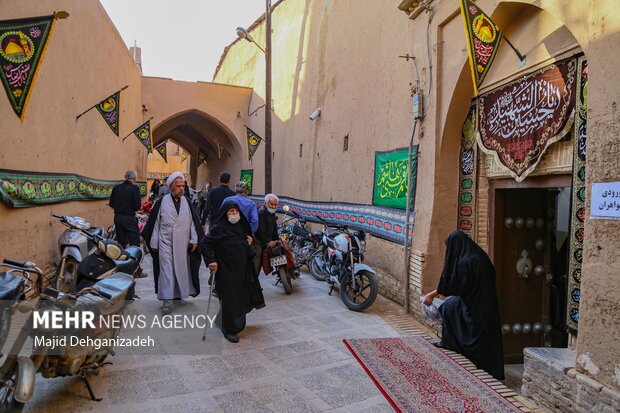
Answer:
[
  {"xmin": 95, "ymin": 91, "xmax": 121, "ymax": 135},
  {"xmin": 459, "ymin": 0, "xmax": 503, "ymax": 95},
  {"xmin": 246, "ymin": 127, "xmax": 262, "ymax": 160},
  {"xmin": 477, "ymin": 57, "xmax": 577, "ymax": 182},
  {"xmin": 0, "ymin": 15, "xmax": 55, "ymax": 119},
  {"xmin": 132, "ymin": 119, "xmax": 153, "ymax": 153},
  {"xmin": 372, "ymin": 146, "xmax": 419, "ymax": 210},
  {"xmin": 155, "ymin": 142, "xmax": 167, "ymax": 163}
]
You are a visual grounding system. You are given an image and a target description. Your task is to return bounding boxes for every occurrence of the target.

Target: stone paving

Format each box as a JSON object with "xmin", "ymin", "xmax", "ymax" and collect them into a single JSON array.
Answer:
[{"xmin": 20, "ymin": 255, "xmax": 409, "ymax": 413}]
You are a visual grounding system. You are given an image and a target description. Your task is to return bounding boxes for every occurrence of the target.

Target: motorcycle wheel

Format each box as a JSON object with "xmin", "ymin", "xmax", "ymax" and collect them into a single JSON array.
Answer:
[
  {"xmin": 56, "ymin": 256, "xmax": 78, "ymax": 293},
  {"xmin": 308, "ymin": 251, "xmax": 328, "ymax": 282},
  {"xmin": 0, "ymin": 364, "xmax": 24, "ymax": 413},
  {"xmin": 278, "ymin": 267, "xmax": 292, "ymax": 295},
  {"xmin": 340, "ymin": 270, "xmax": 378, "ymax": 312}
]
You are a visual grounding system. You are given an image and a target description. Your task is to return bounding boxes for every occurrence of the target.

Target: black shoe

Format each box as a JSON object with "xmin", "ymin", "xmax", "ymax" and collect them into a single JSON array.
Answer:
[
  {"xmin": 211, "ymin": 290, "xmax": 219, "ymax": 298},
  {"xmin": 224, "ymin": 333, "xmax": 239, "ymax": 343},
  {"xmin": 134, "ymin": 269, "xmax": 148, "ymax": 278}
]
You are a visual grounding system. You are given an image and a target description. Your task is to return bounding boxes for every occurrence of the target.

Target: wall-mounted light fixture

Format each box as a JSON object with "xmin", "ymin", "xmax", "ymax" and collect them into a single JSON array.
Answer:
[{"xmin": 309, "ymin": 108, "xmax": 321, "ymax": 121}]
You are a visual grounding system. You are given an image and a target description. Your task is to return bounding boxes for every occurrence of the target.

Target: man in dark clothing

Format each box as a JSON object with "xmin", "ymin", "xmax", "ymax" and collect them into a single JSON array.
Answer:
[
  {"xmin": 254, "ymin": 193, "xmax": 279, "ymax": 274},
  {"xmin": 109, "ymin": 170, "xmax": 142, "ymax": 247},
  {"xmin": 200, "ymin": 171, "xmax": 235, "ymax": 227}
]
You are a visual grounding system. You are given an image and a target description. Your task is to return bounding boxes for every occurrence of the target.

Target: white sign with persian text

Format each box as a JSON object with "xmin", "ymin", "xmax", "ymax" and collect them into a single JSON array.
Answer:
[{"xmin": 591, "ymin": 182, "xmax": 620, "ymax": 219}]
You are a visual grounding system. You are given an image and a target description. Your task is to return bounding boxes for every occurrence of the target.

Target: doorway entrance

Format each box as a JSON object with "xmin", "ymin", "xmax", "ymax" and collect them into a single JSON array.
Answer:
[{"xmin": 490, "ymin": 176, "xmax": 571, "ymax": 363}]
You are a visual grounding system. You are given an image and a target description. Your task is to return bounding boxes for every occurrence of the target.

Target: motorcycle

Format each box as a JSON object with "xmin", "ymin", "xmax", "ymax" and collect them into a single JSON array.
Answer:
[
  {"xmin": 0, "ymin": 259, "xmax": 135, "ymax": 411},
  {"xmin": 263, "ymin": 240, "xmax": 297, "ymax": 295},
  {"xmin": 310, "ymin": 219, "xmax": 378, "ymax": 311},
  {"xmin": 0, "ymin": 264, "xmax": 26, "ymax": 354},
  {"xmin": 280, "ymin": 211, "xmax": 323, "ymax": 279},
  {"xmin": 53, "ymin": 215, "xmax": 143, "ymax": 292},
  {"xmin": 54, "ymin": 215, "xmax": 105, "ymax": 293}
]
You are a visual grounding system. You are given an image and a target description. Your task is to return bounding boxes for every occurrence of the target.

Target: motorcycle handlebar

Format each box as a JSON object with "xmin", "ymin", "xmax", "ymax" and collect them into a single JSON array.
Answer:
[{"xmin": 3, "ymin": 258, "xmax": 27, "ymax": 267}]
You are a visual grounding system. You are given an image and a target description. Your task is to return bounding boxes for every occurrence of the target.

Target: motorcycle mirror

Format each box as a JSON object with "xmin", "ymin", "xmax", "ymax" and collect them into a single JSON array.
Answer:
[{"xmin": 17, "ymin": 301, "xmax": 34, "ymax": 313}]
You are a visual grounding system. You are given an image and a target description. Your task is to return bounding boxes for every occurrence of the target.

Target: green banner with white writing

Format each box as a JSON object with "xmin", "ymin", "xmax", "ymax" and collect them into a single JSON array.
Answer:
[
  {"xmin": 372, "ymin": 146, "xmax": 418, "ymax": 210},
  {"xmin": 240, "ymin": 169, "xmax": 253, "ymax": 196}
]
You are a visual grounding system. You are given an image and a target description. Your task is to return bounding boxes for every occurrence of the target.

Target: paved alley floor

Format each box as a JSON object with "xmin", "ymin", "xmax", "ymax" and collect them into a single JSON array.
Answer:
[{"xmin": 21, "ymin": 255, "xmax": 409, "ymax": 413}]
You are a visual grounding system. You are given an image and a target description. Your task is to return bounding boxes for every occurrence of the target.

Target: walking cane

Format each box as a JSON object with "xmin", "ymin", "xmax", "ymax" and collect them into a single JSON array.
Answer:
[{"xmin": 202, "ymin": 268, "xmax": 216, "ymax": 341}]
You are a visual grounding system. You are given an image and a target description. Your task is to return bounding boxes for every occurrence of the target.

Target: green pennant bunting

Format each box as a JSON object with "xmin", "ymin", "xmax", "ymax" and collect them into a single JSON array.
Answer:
[
  {"xmin": 0, "ymin": 15, "xmax": 56, "ymax": 120},
  {"xmin": 95, "ymin": 90, "xmax": 121, "ymax": 135},
  {"xmin": 246, "ymin": 127, "xmax": 262, "ymax": 161},
  {"xmin": 131, "ymin": 119, "xmax": 153, "ymax": 153},
  {"xmin": 459, "ymin": 0, "xmax": 503, "ymax": 95},
  {"xmin": 155, "ymin": 142, "xmax": 167, "ymax": 163},
  {"xmin": 240, "ymin": 169, "xmax": 253, "ymax": 195}
]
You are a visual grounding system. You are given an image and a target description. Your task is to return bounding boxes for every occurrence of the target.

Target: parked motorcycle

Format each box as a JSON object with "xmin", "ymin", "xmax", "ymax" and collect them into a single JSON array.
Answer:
[
  {"xmin": 0, "ymin": 262, "xmax": 27, "ymax": 354},
  {"xmin": 280, "ymin": 211, "xmax": 323, "ymax": 279},
  {"xmin": 53, "ymin": 215, "xmax": 142, "ymax": 292},
  {"xmin": 54, "ymin": 215, "xmax": 104, "ymax": 293},
  {"xmin": 0, "ymin": 258, "xmax": 135, "ymax": 411},
  {"xmin": 264, "ymin": 240, "xmax": 297, "ymax": 295},
  {"xmin": 310, "ymin": 219, "xmax": 378, "ymax": 311}
]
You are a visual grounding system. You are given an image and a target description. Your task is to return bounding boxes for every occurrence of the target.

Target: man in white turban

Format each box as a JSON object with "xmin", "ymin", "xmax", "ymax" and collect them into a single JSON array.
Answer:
[{"xmin": 142, "ymin": 172, "xmax": 204, "ymax": 314}]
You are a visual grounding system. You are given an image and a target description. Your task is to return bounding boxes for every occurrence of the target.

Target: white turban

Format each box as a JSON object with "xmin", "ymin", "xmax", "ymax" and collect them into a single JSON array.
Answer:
[{"xmin": 166, "ymin": 172, "xmax": 184, "ymax": 187}]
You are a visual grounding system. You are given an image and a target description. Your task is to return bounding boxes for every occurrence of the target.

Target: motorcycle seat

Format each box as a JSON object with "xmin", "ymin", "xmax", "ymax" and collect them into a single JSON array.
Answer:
[
  {"xmin": 119, "ymin": 246, "xmax": 143, "ymax": 262},
  {"xmin": 76, "ymin": 273, "xmax": 135, "ymax": 315},
  {"xmin": 0, "ymin": 272, "xmax": 25, "ymax": 303},
  {"xmin": 311, "ymin": 231, "xmax": 323, "ymax": 238},
  {"xmin": 113, "ymin": 258, "xmax": 140, "ymax": 275}
]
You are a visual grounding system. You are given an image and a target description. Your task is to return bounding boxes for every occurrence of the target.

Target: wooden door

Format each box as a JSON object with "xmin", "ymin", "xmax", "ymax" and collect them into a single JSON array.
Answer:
[{"xmin": 494, "ymin": 188, "xmax": 552, "ymax": 363}]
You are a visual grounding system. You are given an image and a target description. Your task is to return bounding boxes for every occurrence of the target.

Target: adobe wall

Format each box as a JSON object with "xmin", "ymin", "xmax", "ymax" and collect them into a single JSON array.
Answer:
[{"xmin": 0, "ymin": 0, "xmax": 147, "ymax": 272}]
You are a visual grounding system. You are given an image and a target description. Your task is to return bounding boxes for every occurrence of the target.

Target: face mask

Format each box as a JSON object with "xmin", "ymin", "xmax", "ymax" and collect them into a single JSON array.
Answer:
[
  {"xmin": 227, "ymin": 214, "xmax": 241, "ymax": 224},
  {"xmin": 267, "ymin": 207, "xmax": 277, "ymax": 214}
]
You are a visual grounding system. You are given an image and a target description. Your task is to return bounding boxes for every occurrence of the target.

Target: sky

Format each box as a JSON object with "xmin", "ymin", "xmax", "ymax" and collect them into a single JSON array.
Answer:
[{"xmin": 99, "ymin": 0, "xmax": 267, "ymax": 82}]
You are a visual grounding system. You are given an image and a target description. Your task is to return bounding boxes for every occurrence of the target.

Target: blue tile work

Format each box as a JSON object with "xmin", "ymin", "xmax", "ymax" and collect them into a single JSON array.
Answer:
[{"xmin": 250, "ymin": 195, "xmax": 414, "ymax": 244}]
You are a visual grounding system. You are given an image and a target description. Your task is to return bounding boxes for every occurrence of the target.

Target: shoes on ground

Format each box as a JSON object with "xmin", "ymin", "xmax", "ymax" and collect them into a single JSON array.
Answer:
[
  {"xmin": 161, "ymin": 300, "xmax": 173, "ymax": 315},
  {"xmin": 224, "ymin": 333, "xmax": 239, "ymax": 343},
  {"xmin": 134, "ymin": 268, "xmax": 148, "ymax": 278}
]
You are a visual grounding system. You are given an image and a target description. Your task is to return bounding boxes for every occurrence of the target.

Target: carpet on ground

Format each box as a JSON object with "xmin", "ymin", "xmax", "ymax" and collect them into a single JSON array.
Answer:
[{"xmin": 344, "ymin": 336, "xmax": 525, "ymax": 413}]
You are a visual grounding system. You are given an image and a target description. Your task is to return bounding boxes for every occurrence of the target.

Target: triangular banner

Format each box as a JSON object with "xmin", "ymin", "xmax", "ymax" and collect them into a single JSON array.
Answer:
[
  {"xmin": 155, "ymin": 142, "xmax": 167, "ymax": 163},
  {"xmin": 95, "ymin": 91, "xmax": 121, "ymax": 135},
  {"xmin": 246, "ymin": 127, "xmax": 262, "ymax": 160},
  {"xmin": 0, "ymin": 15, "xmax": 56, "ymax": 120},
  {"xmin": 131, "ymin": 119, "xmax": 153, "ymax": 153},
  {"xmin": 459, "ymin": 0, "xmax": 503, "ymax": 96},
  {"xmin": 217, "ymin": 140, "xmax": 222, "ymax": 159},
  {"xmin": 198, "ymin": 151, "xmax": 207, "ymax": 166},
  {"xmin": 181, "ymin": 152, "xmax": 187, "ymax": 163}
]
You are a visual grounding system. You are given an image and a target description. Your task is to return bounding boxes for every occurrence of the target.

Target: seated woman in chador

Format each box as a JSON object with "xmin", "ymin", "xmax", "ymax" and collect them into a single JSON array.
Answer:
[{"xmin": 423, "ymin": 230, "xmax": 505, "ymax": 380}]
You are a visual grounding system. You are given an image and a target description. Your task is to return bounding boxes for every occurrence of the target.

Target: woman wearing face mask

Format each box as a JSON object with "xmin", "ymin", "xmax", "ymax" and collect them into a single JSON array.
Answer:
[{"xmin": 200, "ymin": 198, "xmax": 265, "ymax": 343}]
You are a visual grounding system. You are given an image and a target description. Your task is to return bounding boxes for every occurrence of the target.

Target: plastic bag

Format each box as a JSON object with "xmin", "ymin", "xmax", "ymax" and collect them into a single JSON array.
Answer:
[{"xmin": 419, "ymin": 296, "xmax": 445, "ymax": 325}]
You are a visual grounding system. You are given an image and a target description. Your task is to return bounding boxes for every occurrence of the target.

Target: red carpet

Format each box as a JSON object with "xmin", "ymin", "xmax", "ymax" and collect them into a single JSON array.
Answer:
[{"xmin": 344, "ymin": 336, "xmax": 525, "ymax": 413}]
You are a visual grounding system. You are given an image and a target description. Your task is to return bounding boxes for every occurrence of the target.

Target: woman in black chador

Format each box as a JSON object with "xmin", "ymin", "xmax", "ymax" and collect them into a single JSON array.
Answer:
[
  {"xmin": 423, "ymin": 230, "xmax": 504, "ymax": 380},
  {"xmin": 200, "ymin": 198, "xmax": 265, "ymax": 343}
]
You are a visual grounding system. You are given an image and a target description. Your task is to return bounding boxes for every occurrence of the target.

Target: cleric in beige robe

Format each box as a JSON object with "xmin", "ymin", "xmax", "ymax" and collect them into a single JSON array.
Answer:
[{"xmin": 142, "ymin": 172, "xmax": 204, "ymax": 314}]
